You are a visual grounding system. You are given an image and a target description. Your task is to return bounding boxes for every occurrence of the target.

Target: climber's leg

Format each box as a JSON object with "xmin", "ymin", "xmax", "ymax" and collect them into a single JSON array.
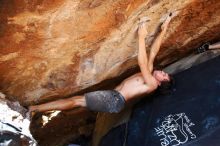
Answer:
[
  {"xmin": 209, "ymin": 41, "xmax": 220, "ymax": 50},
  {"xmin": 29, "ymin": 90, "xmax": 125, "ymax": 113},
  {"xmin": 197, "ymin": 41, "xmax": 220, "ymax": 53},
  {"xmin": 29, "ymin": 95, "xmax": 86, "ymax": 113}
]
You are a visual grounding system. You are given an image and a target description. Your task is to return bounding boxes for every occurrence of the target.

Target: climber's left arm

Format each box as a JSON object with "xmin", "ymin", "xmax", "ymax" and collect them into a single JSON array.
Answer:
[
  {"xmin": 138, "ymin": 22, "xmax": 158, "ymax": 88},
  {"xmin": 148, "ymin": 14, "xmax": 172, "ymax": 72}
]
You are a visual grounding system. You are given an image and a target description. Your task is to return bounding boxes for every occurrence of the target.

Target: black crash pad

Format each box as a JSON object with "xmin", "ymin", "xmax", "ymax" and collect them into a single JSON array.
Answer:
[{"xmin": 100, "ymin": 56, "xmax": 220, "ymax": 146}]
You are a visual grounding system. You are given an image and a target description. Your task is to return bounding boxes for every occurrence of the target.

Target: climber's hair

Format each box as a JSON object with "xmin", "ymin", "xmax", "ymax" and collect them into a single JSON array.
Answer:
[{"xmin": 157, "ymin": 74, "xmax": 175, "ymax": 95}]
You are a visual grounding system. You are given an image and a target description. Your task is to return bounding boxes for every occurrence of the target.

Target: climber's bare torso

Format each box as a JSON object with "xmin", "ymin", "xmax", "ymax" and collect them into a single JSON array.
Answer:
[{"xmin": 115, "ymin": 73, "xmax": 154, "ymax": 102}]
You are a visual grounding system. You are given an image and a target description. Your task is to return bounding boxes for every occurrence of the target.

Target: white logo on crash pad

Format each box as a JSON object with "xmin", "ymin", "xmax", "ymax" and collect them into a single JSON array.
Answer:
[{"xmin": 155, "ymin": 113, "xmax": 196, "ymax": 146}]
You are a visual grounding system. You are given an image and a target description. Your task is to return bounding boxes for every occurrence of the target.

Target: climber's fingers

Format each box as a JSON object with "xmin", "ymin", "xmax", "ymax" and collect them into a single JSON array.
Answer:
[{"xmin": 138, "ymin": 16, "xmax": 151, "ymax": 26}]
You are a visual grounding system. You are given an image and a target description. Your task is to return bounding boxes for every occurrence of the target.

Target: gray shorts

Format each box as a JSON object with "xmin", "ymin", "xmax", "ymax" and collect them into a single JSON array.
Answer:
[{"xmin": 85, "ymin": 90, "xmax": 125, "ymax": 113}]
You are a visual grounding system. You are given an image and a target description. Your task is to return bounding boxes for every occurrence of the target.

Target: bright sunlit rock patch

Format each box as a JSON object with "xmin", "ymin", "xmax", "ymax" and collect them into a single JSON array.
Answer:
[
  {"xmin": 42, "ymin": 111, "xmax": 61, "ymax": 126},
  {"xmin": 0, "ymin": 93, "xmax": 37, "ymax": 146}
]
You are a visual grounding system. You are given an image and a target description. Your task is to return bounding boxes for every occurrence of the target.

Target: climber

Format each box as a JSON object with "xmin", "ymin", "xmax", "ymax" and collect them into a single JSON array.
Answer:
[
  {"xmin": 197, "ymin": 41, "xmax": 220, "ymax": 53},
  {"xmin": 29, "ymin": 13, "xmax": 174, "ymax": 114}
]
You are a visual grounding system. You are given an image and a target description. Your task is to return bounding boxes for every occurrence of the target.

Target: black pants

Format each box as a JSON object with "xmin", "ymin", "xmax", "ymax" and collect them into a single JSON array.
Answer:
[{"xmin": 85, "ymin": 90, "xmax": 125, "ymax": 113}]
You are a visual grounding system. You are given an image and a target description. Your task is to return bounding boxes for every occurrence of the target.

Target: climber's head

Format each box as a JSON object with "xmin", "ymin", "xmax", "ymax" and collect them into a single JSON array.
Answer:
[{"xmin": 153, "ymin": 70, "xmax": 174, "ymax": 95}]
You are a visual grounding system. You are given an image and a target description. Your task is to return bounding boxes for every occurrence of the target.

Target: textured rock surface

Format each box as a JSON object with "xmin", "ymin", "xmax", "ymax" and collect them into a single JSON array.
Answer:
[{"xmin": 1, "ymin": 0, "xmax": 220, "ymax": 145}]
